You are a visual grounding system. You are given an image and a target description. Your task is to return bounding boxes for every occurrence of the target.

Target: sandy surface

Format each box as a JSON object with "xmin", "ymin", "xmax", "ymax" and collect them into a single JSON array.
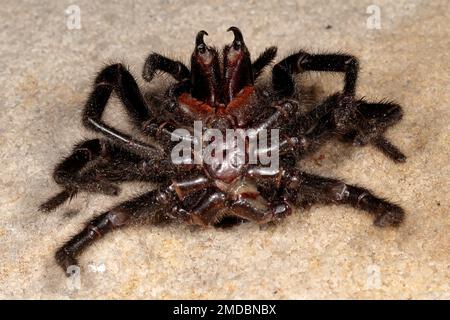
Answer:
[{"xmin": 0, "ymin": 0, "xmax": 449, "ymax": 299}]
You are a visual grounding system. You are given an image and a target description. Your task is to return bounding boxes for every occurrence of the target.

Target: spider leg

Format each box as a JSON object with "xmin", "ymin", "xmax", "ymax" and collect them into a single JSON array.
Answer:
[
  {"xmin": 250, "ymin": 95, "xmax": 341, "ymax": 161},
  {"xmin": 185, "ymin": 190, "xmax": 228, "ymax": 226},
  {"xmin": 251, "ymin": 99, "xmax": 299, "ymax": 134},
  {"xmin": 272, "ymin": 51, "xmax": 359, "ymax": 97},
  {"xmin": 142, "ymin": 52, "xmax": 192, "ymax": 152},
  {"xmin": 372, "ymin": 136, "xmax": 406, "ymax": 163},
  {"xmin": 183, "ymin": 190, "xmax": 291, "ymax": 226},
  {"xmin": 142, "ymin": 52, "xmax": 190, "ymax": 82},
  {"xmin": 252, "ymin": 46, "xmax": 277, "ymax": 80},
  {"xmin": 330, "ymin": 96, "xmax": 406, "ymax": 162},
  {"xmin": 40, "ymin": 139, "xmax": 175, "ymax": 212},
  {"xmin": 55, "ymin": 189, "xmax": 172, "ymax": 274},
  {"xmin": 40, "ymin": 139, "xmax": 118, "ymax": 212},
  {"xmin": 271, "ymin": 51, "xmax": 405, "ymax": 161},
  {"xmin": 274, "ymin": 93, "xmax": 406, "ymax": 162},
  {"xmin": 230, "ymin": 197, "xmax": 292, "ymax": 224},
  {"xmin": 54, "ymin": 174, "xmax": 213, "ymax": 274},
  {"xmin": 82, "ymin": 63, "xmax": 164, "ymax": 158},
  {"xmin": 354, "ymin": 101, "xmax": 405, "ymax": 162},
  {"xmin": 283, "ymin": 169, "xmax": 405, "ymax": 227}
]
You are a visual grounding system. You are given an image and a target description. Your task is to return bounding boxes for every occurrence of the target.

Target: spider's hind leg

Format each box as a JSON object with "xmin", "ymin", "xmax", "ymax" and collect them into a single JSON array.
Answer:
[
  {"xmin": 283, "ymin": 169, "xmax": 405, "ymax": 227},
  {"xmin": 55, "ymin": 189, "xmax": 171, "ymax": 274}
]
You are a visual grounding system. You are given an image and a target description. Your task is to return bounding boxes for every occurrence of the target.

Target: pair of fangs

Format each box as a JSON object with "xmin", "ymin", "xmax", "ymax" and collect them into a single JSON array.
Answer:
[{"xmin": 195, "ymin": 26, "xmax": 245, "ymax": 49}]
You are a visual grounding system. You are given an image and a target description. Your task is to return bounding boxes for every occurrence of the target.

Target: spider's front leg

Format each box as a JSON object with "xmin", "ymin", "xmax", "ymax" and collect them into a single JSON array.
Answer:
[
  {"xmin": 272, "ymin": 51, "xmax": 405, "ymax": 162},
  {"xmin": 282, "ymin": 169, "xmax": 405, "ymax": 227},
  {"xmin": 82, "ymin": 63, "xmax": 164, "ymax": 158},
  {"xmin": 252, "ymin": 46, "xmax": 278, "ymax": 80},
  {"xmin": 273, "ymin": 51, "xmax": 359, "ymax": 98},
  {"xmin": 142, "ymin": 52, "xmax": 190, "ymax": 83}
]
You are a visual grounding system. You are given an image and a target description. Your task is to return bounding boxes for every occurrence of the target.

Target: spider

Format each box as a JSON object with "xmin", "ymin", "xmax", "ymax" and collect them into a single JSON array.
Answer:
[{"xmin": 40, "ymin": 27, "xmax": 406, "ymax": 274}]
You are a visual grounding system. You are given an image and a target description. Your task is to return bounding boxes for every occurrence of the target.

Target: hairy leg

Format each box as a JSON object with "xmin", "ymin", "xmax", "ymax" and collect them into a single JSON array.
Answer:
[
  {"xmin": 271, "ymin": 50, "xmax": 405, "ymax": 161},
  {"xmin": 142, "ymin": 52, "xmax": 190, "ymax": 82},
  {"xmin": 82, "ymin": 63, "xmax": 164, "ymax": 158},
  {"xmin": 283, "ymin": 169, "xmax": 405, "ymax": 227},
  {"xmin": 275, "ymin": 93, "xmax": 406, "ymax": 162},
  {"xmin": 331, "ymin": 97, "xmax": 406, "ymax": 162},
  {"xmin": 272, "ymin": 51, "xmax": 359, "ymax": 97},
  {"xmin": 40, "ymin": 139, "xmax": 175, "ymax": 212},
  {"xmin": 252, "ymin": 46, "xmax": 277, "ymax": 80},
  {"xmin": 354, "ymin": 101, "xmax": 405, "ymax": 162},
  {"xmin": 55, "ymin": 189, "xmax": 172, "ymax": 274},
  {"xmin": 230, "ymin": 197, "xmax": 292, "ymax": 224},
  {"xmin": 40, "ymin": 139, "xmax": 118, "ymax": 212}
]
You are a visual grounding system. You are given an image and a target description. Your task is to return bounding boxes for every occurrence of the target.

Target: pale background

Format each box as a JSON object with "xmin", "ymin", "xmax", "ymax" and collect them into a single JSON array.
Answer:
[{"xmin": 0, "ymin": 0, "xmax": 449, "ymax": 299}]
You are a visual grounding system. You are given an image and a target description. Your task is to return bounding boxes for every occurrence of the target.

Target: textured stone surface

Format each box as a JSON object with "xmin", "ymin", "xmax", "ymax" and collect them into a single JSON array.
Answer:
[{"xmin": 0, "ymin": 0, "xmax": 449, "ymax": 299}]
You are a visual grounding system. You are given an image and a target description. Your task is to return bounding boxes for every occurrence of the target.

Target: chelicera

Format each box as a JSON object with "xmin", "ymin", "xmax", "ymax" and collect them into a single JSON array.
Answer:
[{"xmin": 40, "ymin": 27, "xmax": 406, "ymax": 274}]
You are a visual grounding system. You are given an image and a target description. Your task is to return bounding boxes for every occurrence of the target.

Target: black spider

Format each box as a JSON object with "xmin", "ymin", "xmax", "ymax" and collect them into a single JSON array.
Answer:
[{"xmin": 40, "ymin": 27, "xmax": 406, "ymax": 275}]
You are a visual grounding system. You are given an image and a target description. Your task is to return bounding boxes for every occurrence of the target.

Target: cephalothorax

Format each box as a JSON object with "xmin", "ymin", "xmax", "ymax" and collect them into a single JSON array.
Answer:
[{"xmin": 41, "ymin": 27, "xmax": 406, "ymax": 274}]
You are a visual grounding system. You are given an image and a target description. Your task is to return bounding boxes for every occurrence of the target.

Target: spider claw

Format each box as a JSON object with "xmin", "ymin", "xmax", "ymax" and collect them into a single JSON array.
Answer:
[
  {"xmin": 374, "ymin": 206, "xmax": 405, "ymax": 227},
  {"xmin": 227, "ymin": 26, "xmax": 244, "ymax": 43},
  {"xmin": 195, "ymin": 30, "xmax": 208, "ymax": 47},
  {"xmin": 39, "ymin": 189, "xmax": 77, "ymax": 212}
]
